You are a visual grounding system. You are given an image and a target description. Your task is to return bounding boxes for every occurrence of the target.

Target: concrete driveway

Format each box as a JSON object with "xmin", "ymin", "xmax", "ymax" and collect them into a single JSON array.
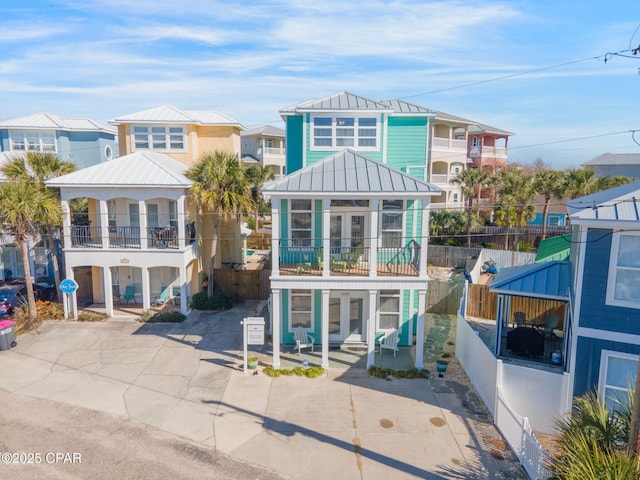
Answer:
[{"xmin": 0, "ymin": 302, "xmax": 526, "ymax": 479}]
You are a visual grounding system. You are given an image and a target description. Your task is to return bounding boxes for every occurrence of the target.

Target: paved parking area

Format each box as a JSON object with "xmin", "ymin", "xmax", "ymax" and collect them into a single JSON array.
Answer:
[{"xmin": 0, "ymin": 302, "xmax": 526, "ymax": 479}]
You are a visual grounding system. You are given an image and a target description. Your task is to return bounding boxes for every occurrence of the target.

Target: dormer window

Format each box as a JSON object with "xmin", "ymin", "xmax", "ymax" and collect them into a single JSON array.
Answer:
[
  {"xmin": 312, "ymin": 116, "xmax": 378, "ymax": 151},
  {"xmin": 132, "ymin": 125, "xmax": 185, "ymax": 152}
]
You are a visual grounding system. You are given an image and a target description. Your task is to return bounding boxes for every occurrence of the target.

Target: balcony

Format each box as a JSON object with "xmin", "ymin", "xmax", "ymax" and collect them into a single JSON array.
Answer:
[
  {"xmin": 70, "ymin": 225, "xmax": 180, "ymax": 250},
  {"xmin": 432, "ymin": 137, "xmax": 467, "ymax": 150},
  {"xmin": 430, "ymin": 172, "xmax": 460, "ymax": 185},
  {"xmin": 257, "ymin": 146, "xmax": 286, "ymax": 156},
  {"xmin": 277, "ymin": 240, "xmax": 421, "ymax": 277},
  {"xmin": 470, "ymin": 146, "xmax": 508, "ymax": 158}
]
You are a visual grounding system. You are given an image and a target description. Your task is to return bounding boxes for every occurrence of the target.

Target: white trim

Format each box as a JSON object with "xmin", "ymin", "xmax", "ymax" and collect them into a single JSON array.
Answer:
[
  {"xmin": 378, "ymin": 289, "xmax": 402, "ymax": 332},
  {"xmin": 569, "ymin": 226, "xmax": 588, "ymax": 397},
  {"xmin": 605, "ymin": 231, "xmax": 640, "ymax": 309},
  {"xmin": 382, "ymin": 114, "xmax": 388, "ymax": 164},
  {"xmin": 288, "ymin": 198, "xmax": 314, "ymax": 248},
  {"xmin": 302, "ymin": 113, "xmax": 308, "ymax": 168},
  {"xmin": 131, "ymin": 124, "xmax": 186, "ymax": 153},
  {"xmin": 309, "ymin": 114, "xmax": 380, "ymax": 152},
  {"xmin": 575, "ymin": 326, "xmax": 640, "ymax": 345},
  {"xmin": 598, "ymin": 349, "xmax": 638, "ymax": 408},
  {"xmin": 288, "ymin": 288, "xmax": 313, "ymax": 331},
  {"xmin": 270, "ymin": 277, "xmax": 428, "ymax": 291}
]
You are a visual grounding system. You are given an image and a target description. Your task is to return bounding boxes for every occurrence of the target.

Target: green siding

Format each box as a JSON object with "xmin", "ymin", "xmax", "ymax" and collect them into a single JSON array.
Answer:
[
  {"xmin": 400, "ymin": 290, "xmax": 411, "ymax": 344},
  {"xmin": 286, "ymin": 116, "xmax": 304, "ymax": 173},
  {"xmin": 281, "ymin": 289, "xmax": 290, "ymax": 343},
  {"xmin": 405, "ymin": 200, "xmax": 415, "ymax": 239},
  {"xmin": 314, "ymin": 200, "xmax": 323, "ymax": 245},
  {"xmin": 386, "ymin": 117, "xmax": 427, "ymax": 172}
]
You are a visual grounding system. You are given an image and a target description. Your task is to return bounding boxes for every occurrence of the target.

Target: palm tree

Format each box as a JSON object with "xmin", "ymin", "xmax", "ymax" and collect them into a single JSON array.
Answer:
[
  {"xmin": 187, "ymin": 151, "xmax": 253, "ymax": 296},
  {"xmin": 1, "ymin": 152, "xmax": 75, "ymax": 297},
  {"xmin": 0, "ymin": 181, "xmax": 61, "ymax": 326},
  {"xmin": 451, "ymin": 168, "xmax": 491, "ymax": 247},
  {"xmin": 563, "ymin": 167, "xmax": 604, "ymax": 199},
  {"xmin": 245, "ymin": 164, "xmax": 274, "ymax": 231},
  {"xmin": 495, "ymin": 166, "xmax": 536, "ymax": 250},
  {"xmin": 534, "ymin": 169, "xmax": 566, "ymax": 239},
  {"xmin": 548, "ymin": 391, "xmax": 638, "ymax": 479}
]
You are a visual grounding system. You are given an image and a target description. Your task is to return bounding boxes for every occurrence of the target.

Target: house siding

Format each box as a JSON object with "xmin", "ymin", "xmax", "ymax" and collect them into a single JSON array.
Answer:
[
  {"xmin": 386, "ymin": 117, "xmax": 428, "ymax": 172},
  {"xmin": 579, "ymin": 228, "xmax": 638, "ymax": 334},
  {"xmin": 286, "ymin": 116, "xmax": 303, "ymax": 173},
  {"xmin": 573, "ymin": 336, "xmax": 640, "ymax": 397}
]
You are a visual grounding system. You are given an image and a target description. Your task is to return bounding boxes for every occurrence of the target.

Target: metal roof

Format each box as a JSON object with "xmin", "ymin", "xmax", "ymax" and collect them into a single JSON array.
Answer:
[
  {"xmin": 567, "ymin": 180, "xmax": 640, "ymax": 222},
  {"xmin": 45, "ymin": 151, "xmax": 193, "ymax": 189},
  {"xmin": 262, "ymin": 149, "xmax": 440, "ymax": 196},
  {"xmin": 535, "ymin": 235, "xmax": 571, "ymax": 263},
  {"xmin": 490, "ymin": 261, "xmax": 570, "ymax": 301},
  {"xmin": 280, "ymin": 91, "xmax": 393, "ymax": 115},
  {"xmin": 433, "ymin": 111, "xmax": 513, "ymax": 135},
  {"xmin": 0, "ymin": 112, "xmax": 115, "ymax": 134},
  {"xmin": 109, "ymin": 105, "xmax": 245, "ymax": 129},
  {"xmin": 582, "ymin": 153, "xmax": 640, "ymax": 167},
  {"xmin": 377, "ymin": 99, "xmax": 435, "ymax": 115},
  {"xmin": 241, "ymin": 125, "xmax": 285, "ymax": 137}
]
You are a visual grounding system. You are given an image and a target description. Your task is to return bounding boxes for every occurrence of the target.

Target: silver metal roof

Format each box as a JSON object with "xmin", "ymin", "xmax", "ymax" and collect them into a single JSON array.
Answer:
[
  {"xmin": 241, "ymin": 125, "xmax": 285, "ymax": 137},
  {"xmin": 280, "ymin": 91, "xmax": 393, "ymax": 115},
  {"xmin": 263, "ymin": 149, "xmax": 440, "ymax": 196},
  {"xmin": 434, "ymin": 111, "xmax": 514, "ymax": 136},
  {"xmin": 0, "ymin": 112, "xmax": 115, "ymax": 134},
  {"xmin": 582, "ymin": 153, "xmax": 640, "ymax": 167},
  {"xmin": 567, "ymin": 180, "xmax": 640, "ymax": 222},
  {"xmin": 109, "ymin": 105, "xmax": 245, "ymax": 129},
  {"xmin": 490, "ymin": 261, "xmax": 570, "ymax": 301},
  {"xmin": 46, "ymin": 151, "xmax": 193, "ymax": 189},
  {"xmin": 378, "ymin": 99, "xmax": 435, "ymax": 115}
]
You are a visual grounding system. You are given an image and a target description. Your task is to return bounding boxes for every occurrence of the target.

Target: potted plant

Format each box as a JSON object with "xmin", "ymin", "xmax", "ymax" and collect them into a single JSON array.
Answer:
[
  {"xmin": 247, "ymin": 357, "xmax": 259, "ymax": 370},
  {"xmin": 435, "ymin": 359, "xmax": 449, "ymax": 377}
]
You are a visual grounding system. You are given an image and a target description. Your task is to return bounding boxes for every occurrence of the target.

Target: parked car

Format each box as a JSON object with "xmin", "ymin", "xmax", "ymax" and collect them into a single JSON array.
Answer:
[{"xmin": 0, "ymin": 283, "xmax": 57, "ymax": 316}]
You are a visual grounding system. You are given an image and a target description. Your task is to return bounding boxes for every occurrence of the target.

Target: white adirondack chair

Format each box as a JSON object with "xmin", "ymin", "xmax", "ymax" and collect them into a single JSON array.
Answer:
[
  {"xmin": 379, "ymin": 329, "xmax": 400, "ymax": 357},
  {"xmin": 293, "ymin": 325, "xmax": 315, "ymax": 355}
]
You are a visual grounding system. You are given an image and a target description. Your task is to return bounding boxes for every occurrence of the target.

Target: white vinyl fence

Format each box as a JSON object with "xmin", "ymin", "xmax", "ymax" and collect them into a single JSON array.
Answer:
[{"xmin": 455, "ymin": 308, "xmax": 570, "ymax": 480}]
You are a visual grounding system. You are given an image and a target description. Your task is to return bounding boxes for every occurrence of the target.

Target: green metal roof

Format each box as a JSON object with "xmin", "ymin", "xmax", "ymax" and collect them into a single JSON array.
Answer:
[{"xmin": 535, "ymin": 234, "xmax": 571, "ymax": 263}]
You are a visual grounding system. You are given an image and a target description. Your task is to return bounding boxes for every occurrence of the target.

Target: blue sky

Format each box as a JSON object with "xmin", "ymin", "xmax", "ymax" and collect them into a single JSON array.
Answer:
[{"xmin": 2, "ymin": 0, "xmax": 639, "ymax": 169}]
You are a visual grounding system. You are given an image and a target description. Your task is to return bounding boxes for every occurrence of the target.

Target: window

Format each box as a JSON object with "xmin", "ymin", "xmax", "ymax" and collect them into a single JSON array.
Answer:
[
  {"xmin": 147, "ymin": 204, "xmax": 159, "ymax": 228},
  {"xmin": 132, "ymin": 125, "xmax": 185, "ymax": 151},
  {"xmin": 606, "ymin": 233, "xmax": 640, "ymax": 308},
  {"xmin": 599, "ymin": 350, "xmax": 638, "ymax": 410},
  {"xmin": 107, "ymin": 200, "xmax": 117, "ymax": 228},
  {"xmin": 290, "ymin": 199, "xmax": 312, "ymax": 247},
  {"xmin": 290, "ymin": 289, "xmax": 312, "ymax": 329},
  {"xmin": 548, "ymin": 216, "xmax": 560, "ymax": 226},
  {"xmin": 129, "ymin": 203, "xmax": 140, "ymax": 228},
  {"xmin": 169, "ymin": 201, "xmax": 178, "ymax": 230},
  {"xmin": 380, "ymin": 200, "xmax": 403, "ymax": 248},
  {"xmin": 312, "ymin": 116, "xmax": 378, "ymax": 150},
  {"xmin": 453, "ymin": 193, "xmax": 459, "ymax": 202},
  {"xmin": 379, "ymin": 290, "xmax": 400, "ymax": 330},
  {"xmin": 9, "ymin": 130, "xmax": 56, "ymax": 153},
  {"xmin": 104, "ymin": 145, "xmax": 113, "ymax": 161}
]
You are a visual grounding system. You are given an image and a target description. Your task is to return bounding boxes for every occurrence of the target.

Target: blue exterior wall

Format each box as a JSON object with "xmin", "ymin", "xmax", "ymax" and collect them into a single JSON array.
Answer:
[
  {"xmin": 573, "ymin": 336, "xmax": 640, "ymax": 397},
  {"xmin": 285, "ymin": 116, "xmax": 303, "ymax": 173},
  {"xmin": 578, "ymin": 228, "xmax": 638, "ymax": 334},
  {"xmin": 528, "ymin": 212, "xmax": 566, "ymax": 226},
  {"xmin": 0, "ymin": 130, "xmax": 8, "ymax": 150}
]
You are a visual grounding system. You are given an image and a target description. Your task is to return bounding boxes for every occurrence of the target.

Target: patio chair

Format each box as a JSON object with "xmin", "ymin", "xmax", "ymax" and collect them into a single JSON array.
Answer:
[
  {"xmin": 123, "ymin": 285, "xmax": 136, "ymax": 304},
  {"xmin": 540, "ymin": 315, "xmax": 559, "ymax": 338},
  {"xmin": 153, "ymin": 285, "xmax": 171, "ymax": 307},
  {"xmin": 379, "ymin": 329, "xmax": 400, "ymax": 357},
  {"xmin": 293, "ymin": 325, "xmax": 315, "ymax": 355},
  {"xmin": 112, "ymin": 284, "xmax": 121, "ymax": 306},
  {"xmin": 513, "ymin": 311, "xmax": 527, "ymax": 328}
]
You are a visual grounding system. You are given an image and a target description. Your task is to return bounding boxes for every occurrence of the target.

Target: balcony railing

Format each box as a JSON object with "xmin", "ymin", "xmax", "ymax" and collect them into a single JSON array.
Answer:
[
  {"xmin": 432, "ymin": 137, "xmax": 467, "ymax": 149},
  {"xmin": 257, "ymin": 147, "xmax": 285, "ymax": 156},
  {"xmin": 71, "ymin": 225, "xmax": 103, "ymax": 248},
  {"xmin": 470, "ymin": 146, "xmax": 508, "ymax": 157},
  {"xmin": 70, "ymin": 225, "xmax": 185, "ymax": 250},
  {"xmin": 148, "ymin": 226, "xmax": 179, "ymax": 249},
  {"xmin": 278, "ymin": 240, "xmax": 421, "ymax": 277},
  {"xmin": 108, "ymin": 226, "xmax": 141, "ymax": 248}
]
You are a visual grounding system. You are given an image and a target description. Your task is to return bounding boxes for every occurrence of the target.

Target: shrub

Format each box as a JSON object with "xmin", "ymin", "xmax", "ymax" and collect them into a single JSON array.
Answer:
[
  {"xmin": 77, "ymin": 310, "xmax": 109, "ymax": 322},
  {"xmin": 190, "ymin": 290, "xmax": 233, "ymax": 311},
  {"xmin": 139, "ymin": 310, "xmax": 186, "ymax": 323},
  {"xmin": 262, "ymin": 366, "xmax": 325, "ymax": 378},
  {"xmin": 14, "ymin": 300, "xmax": 65, "ymax": 323},
  {"xmin": 368, "ymin": 365, "xmax": 430, "ymax": 379}
]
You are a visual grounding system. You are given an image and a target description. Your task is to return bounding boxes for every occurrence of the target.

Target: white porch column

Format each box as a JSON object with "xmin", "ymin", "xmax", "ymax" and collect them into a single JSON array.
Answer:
[
  {"xmin": 415, "ymin": 289, "xmax": 426, "ymax": 370},
  {"xmin": 103, "ymin": 267, "xmax": 114, "ymax": 316},
  {"xmin": 141, "ymin": 267, "xmax": 150, "ymax": 311},
  {"xmin": 271, "ymin": 199, "xmax": 280, "ymax": 274},
  {"xmin": 322, "ymin": 200, "xmax": 330, "ymax": 277},
  {"xmin": 99, "ymin": 200, "xmax": 109, "ymax": 249},
  {"xmin": 369, "ymin": 199, "xmax": 379, "ymax": 277},
  {"xmin": 61, "ymin": 200, "xmax": 72, "ymax": 249},
  {"xmin": 179, "ymin": 264, "xmax": 188, "ymax": 315},
  {"xmin": 321, "ymin": 289, "xmax": 330, "ymax": 369},
  {"xmin": 177, "ymin": 195, "xmax": 186, "ymax": 250},
  {"xmin": 271, "ymin": 288, "xmax": 281, "ymax": 368},
  {"xmin": 139, "ymin": 200, "xmax": 148, "ymax": 250},
  {"xmin": 419, "ymin": 200, "xmax": 430, "ymax": 277},
  {"xmin": 64, "ymin": 266, "xmax": 78, "ymax": 320},
  {"xmin": 367, "ymin": 289, "xmax": 377, "ymax": 369}
]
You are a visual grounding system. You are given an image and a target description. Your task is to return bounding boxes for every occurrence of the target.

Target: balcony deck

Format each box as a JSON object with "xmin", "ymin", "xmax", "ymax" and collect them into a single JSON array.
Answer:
[{"xmin": 278, "ymin": 262, "xmax": 420, "ymax": 277}]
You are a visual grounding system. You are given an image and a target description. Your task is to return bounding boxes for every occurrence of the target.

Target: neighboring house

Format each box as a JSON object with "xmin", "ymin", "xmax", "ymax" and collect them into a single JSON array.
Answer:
[
  {"xmin": 581, "ymin": 153, "xmax": 640, "ymax": 179},
  {"xmin": 240, "ymin": 125, "xmax": 286, "ymax": 177},
  {"xmin": 109, "ymin": 105, "xmax": 247, "ymax": 284},
  {"xmin": 527, "ymin": 194, "xmax": 567, "ymax": 228},
  {"xmin": 0, "ymin": 112, "xmax": 117, "ymax": 169},
  {"xmin": 265, "ymin": 91, "xmax": 440, "ymax": 370},
  {"xmin": 429, "ymin": 111, "xmax": 513, "ymax": 211},
  {"xmin": 0, "ymin": 113, "xmax": 117, "ymax": 283},
  {"xmin": 46, "ymin": 152, "xmax": 195, "ymax": 315}
]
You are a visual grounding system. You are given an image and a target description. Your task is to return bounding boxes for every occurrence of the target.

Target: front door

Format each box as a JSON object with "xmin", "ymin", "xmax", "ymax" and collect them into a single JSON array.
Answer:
[
  {"xmin": 328, "ymin": 291, "xmax": 367, "ymax": 343},
  {"xmin": 330, "ymin": 211, "xmax": 367, "ymax": 259}
]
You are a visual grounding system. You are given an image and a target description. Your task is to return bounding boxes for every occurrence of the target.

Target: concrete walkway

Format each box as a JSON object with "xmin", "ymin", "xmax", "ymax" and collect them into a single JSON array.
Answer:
[{"xmin": 0, "ymin": 302, "xmax": 527, "ymax": 479}]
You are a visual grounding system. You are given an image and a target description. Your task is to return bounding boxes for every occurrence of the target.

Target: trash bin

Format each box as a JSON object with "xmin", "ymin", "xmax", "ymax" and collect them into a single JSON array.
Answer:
[{"xmin": 0, "ymin": 320, "xmax": 16, "ymax": 351}]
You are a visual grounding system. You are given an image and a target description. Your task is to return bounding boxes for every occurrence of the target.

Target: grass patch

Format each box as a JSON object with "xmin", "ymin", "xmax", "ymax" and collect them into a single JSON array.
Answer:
[
  {"xmin": 77, "ymin": 310, "xmax": 110, "ymax": 322},
  {"xmin": 263, "ymin": 366, "xmax": 325, "ymax": 378},
  {"xmin": 139, "ymin": 310, "xmax": 186, "ymax": 323},
  {"xmin": 368, "ymin": 366, "xmax": 430, "ymax": 379}
]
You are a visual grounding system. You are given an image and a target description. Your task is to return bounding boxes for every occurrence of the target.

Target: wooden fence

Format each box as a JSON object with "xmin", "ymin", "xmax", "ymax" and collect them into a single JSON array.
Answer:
[
  {"xmin": 466, "ymin": 284, "xmax": 566, "ymax": 328},
  {"xmin": 215, "ymin": 268, "xmax": 271, "ymax": 300},
  {"xmin": 426, "ymin": 279, "xmax": 465, "ymax": 314}
]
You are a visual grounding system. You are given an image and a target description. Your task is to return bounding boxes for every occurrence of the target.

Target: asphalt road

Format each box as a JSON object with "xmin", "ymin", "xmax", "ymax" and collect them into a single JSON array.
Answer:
[{"xmin": 0, "ymin": 389, "xmax": 285, "ymax": 480}]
